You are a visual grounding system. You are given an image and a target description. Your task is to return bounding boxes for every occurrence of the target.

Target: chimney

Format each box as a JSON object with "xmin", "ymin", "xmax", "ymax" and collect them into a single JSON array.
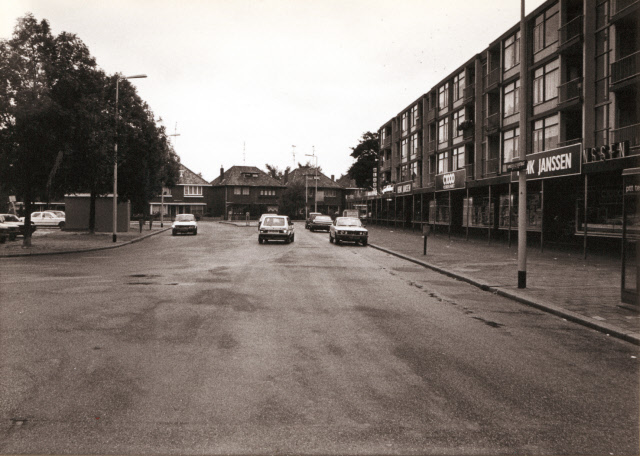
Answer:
[
  {"xmin": 284, "ymin": 169, "xmax": 289, "ymax": 184},
  {"xmin": 220, "ymin": 167, "xmax": 224, "ymax": 179},
  {"xmin": 331, "ymin": 175, "xmax": 335, "ymax": 181}
]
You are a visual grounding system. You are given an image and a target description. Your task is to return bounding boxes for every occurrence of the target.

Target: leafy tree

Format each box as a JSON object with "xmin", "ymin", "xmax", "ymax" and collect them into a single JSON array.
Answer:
[
  {"xmin": 347, "ymin": 131, "xmax": 379, "ymax": 189},
  {"xmin": 265, "ymin": 163, "xmax": 291, "ymax": 181},
  {"xmin": 280, "ymin": 180, "xmax": 305, "ymax": 219}
]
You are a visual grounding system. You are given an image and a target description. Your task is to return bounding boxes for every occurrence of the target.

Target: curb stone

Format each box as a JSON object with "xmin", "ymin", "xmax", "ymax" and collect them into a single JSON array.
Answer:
[
  {"xmin": 369, "ymin": 243, "xmax": 640, "ymax": 346},
  {"xmin": 0, "ymin": 228, "xmax": 171, "ymax": 258}
]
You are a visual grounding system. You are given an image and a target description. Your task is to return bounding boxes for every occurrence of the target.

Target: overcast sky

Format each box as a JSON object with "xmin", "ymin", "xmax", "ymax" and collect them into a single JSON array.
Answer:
[{"xmin": 2, "ymin": 0, "xmax": 546, "ymax": 182}]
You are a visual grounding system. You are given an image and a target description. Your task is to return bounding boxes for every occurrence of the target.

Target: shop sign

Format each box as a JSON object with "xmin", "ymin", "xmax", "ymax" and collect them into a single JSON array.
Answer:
[
  {"xmin": 436, "ymin": 169, "xmax": 466, "ymax": 191},
  {"xmin": 583, "ymin": 141, "xmax": 629, "ymax": 163},
  {"xmin": 395, "ymin": 182, "xmax": 412, "ymax": 194},
  {"xmin": 624, "ymin": 173, "xmax": 640, "ymax": 196},
  {"xmin": 512, "ymin": 143, "xmax": 581, "ymax": 181},
  {"xmin": 382, "ymin": 184, "xmax": 394, "ymax": 194}
]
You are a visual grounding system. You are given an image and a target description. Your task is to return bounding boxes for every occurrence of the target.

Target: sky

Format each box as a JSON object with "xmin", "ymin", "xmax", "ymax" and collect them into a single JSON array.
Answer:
[{"xmin": 2, "ymin": 0, "xmax": 547, "ymax": 182}]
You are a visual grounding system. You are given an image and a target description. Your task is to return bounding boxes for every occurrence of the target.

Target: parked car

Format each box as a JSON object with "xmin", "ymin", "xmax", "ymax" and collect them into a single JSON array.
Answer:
[
  {"xmin": 0, "ymin": 214, "xmax": 35, "ymax": 238},
  {"xmin": 0, "ymin": 218, "xmax": 13, "ymax": 243},
  {"xmin": 172, "ymin": 213, "xmax": 197, "ymax": 235},
  {"xmin": 305, "ymin": 212, "xmax": 322, "ymax": 229},
  {"xmin": 46, "ymin": 210, "xmax": 65, "ymax": 218},
  {"xmin": 309, "ymin": 215, "xmax": 333, "ymax": 232},
  {"xmin": 258, "ymin": 215, "xmax": 294, "ymax": 244},
  {"xmin": 22, "ymin": 211, "xmax": 65, "ymax": 228},
  {"xmin": 329, "ymin": 217, "xmax": 368, "ymax": 246}
]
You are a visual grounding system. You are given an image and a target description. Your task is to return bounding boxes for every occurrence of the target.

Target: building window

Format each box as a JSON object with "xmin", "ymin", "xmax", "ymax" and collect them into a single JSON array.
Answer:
[
  {"xmin": 184, "ymin": 185, "xmax": 203, "ymax": 196},
  {"xmin": 503, "ymin": 127, "xmax": 520, "ymax": 164},
  {"xmin": 595, "ymin": 28, "xmax": 610, "ymax": 104},
  {"xmin": 260, "ymin": 189, "xmax": 276, "ymax": 196},
  {"xmin": 411, "ymin": 104, "xmax": 420, "ymax": 126},
  {"xmin": 437, "ymin": 151, "xmax": 449, "ymax": 174},
  {"xmin": 533, "ymin": 3, "xmax": 559, "ymax": 54},
  {"xmin": 411, "ymin": 133, "xmax": 419, "ymax": 158},
  {"xmin": 533, "ymin": 114, "xmax": 559, "ymax": 153},
  {"xmin": 233, "ymin": 187, "xmax": 250, "ymax": 195},
  {"xmin": 453, "ymin": 71, "xmax": 465, "ymax": 101},
  {"xmin": 452, "ymin": 146, "xmax": 465, "ymax": 171},
  {"xmin": 438, "ymin": 83, "xmax": 449, "ymax": 109},
  {"xmin": 503, "ymin": 79, "xmax": 520, "ymax": 117},
  {"xmin": 438, "ymin": 117, "xmax": 449, "ymax": 144},
  {"xmin": 159, "ymin": 187, "xmax": 172, "ymax": 197},
  {"xmin": 504, "ymin": 31, "xmax": 521, "ymax": 70},
  {"xmin": 533, "ymin": 59, "xmax": 559, "ymax": 105},
  {"xmin": 453, "ymin": 109, "xmax": 465, "ymax": 138},
  {"xmin": 325, "ymin": 190, "xmax": 337, "ymax": 198},
  {"xmin": 402, "ymin": 138, "xmax": 409, "ymax": 160},
  {"xmin": 410, "ymin": 161, "xmax": 419, "ymax": 181},
  {"xmin": 402, "ymin": 111, "xmax": 409, "ymax": 132}
]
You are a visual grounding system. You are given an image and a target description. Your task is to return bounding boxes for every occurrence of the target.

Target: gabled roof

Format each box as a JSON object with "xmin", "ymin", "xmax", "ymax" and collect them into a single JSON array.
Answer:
[
  {"xmin": 178, "ymin": 164, "xmax": 210, "ymax": 186},
  {"xmin": 336, "ymin": 174, "xmax": 359, "ymax": 189},
  {"xmin": 287, "ymin": 167, "xmax": 343, "ymax": 189},
  {"xmin": 210, "ymin": 166, "xmax": 285, "ymax": 188}
]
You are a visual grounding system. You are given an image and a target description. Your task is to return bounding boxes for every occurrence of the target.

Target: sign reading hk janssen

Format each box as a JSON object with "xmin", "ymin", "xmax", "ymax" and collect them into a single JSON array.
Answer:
[
  {"xmin": 512, "ymin": 143, "xmax": 581, "ymax": 181},
  {"xmin": 436, "ymin": 169, "xmax": 466, "ymax": 191}
]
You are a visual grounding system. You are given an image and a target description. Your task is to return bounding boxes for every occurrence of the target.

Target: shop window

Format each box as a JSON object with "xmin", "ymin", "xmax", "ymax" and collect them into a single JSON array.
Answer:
[
  {"xmin": 498, "ymin": 192, "xmax": 542, "ymax": 231},
  {"xmin": 463, "ymin": 197, "xmax": 495, "ymax": 228}
]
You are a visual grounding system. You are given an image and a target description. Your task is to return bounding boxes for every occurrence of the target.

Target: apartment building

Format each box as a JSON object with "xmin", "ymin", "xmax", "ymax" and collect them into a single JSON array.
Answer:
[{"xmin": 367, "ymin": 0, "xmax": 638, "ymax": 251}]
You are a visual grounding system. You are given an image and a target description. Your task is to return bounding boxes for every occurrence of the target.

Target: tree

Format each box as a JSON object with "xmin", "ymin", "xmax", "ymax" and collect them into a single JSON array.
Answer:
[
  {"xmin": 280, "ymin": 180, "xmax": 305, "ymax": 219},
  {"xmin": 265, "ymin": 164, "xmax": 291, "ymax": 181},
  {"xmin": 347, "ymin": 131, "xmax": 379, "ymax": 189}
]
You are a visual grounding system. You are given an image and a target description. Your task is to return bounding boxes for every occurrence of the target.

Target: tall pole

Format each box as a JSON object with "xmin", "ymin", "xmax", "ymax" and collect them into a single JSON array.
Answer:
[
  {"xmin": 113, "ymin": 74, "xmax": 147, "ymax": 242},
  {"xmin": 163, "ymin": 124, "xmax": 180, "ymax": 228},
  {"xmin": 306, "ymin": 148, "xmax": 318, "ymax": 212},
  {"xmin": 517, "ymin": 0, "xmax": 528, "ymax": 288}
]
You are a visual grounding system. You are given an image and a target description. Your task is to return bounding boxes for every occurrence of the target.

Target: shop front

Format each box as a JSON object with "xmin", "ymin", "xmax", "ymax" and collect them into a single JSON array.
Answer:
[{"xmin": 622, "ymin": 168, "xmax": 640, "ymax": 305}]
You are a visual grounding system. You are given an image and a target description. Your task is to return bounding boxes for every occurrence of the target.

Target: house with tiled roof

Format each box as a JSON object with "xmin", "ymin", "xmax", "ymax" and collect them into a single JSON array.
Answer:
[
  {"xmin": 286, "ymin": 166, "xmax": 345, "ymax": 218},
  {"xmin": 149, "ymin": 163, "xmax": 212, "ymax": 219},
  {"xmin": 210, "ymin": 166, "xmax": 285, "ymax": 220}
]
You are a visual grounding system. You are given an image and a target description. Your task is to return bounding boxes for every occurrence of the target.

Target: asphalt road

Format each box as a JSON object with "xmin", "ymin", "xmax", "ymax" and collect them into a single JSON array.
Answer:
[{"xmin": 0, "ymin": 221, "xmax": 638, "ymax": 454}]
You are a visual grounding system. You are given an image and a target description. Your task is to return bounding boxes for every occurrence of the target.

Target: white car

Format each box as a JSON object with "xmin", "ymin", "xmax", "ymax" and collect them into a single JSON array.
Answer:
[
  {"xmin": 329, "ymin": 217, "xmax": 368, "ymax": 246},
  {"xmin": 258, "ymin": 215, "xmax": 294, "ymax": 244},
  {"xmin": 25, "ymin": 211, "xmax": 65, "ymax": 228},
  {"xmin": 0, "ymin": 214, "xmax": 35, "ymax": 237},
  {"xmin": 172, "ymin": 213, "xmax": 197, "ymax": 235}
]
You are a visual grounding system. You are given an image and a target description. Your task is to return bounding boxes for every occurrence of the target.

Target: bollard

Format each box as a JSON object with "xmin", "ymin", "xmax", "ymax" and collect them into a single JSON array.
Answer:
[
  {"xmin": 139, "ymin": 218, "xmax": 143, "ymax": 233},
  {"xmin": 149, "ymin": 219, "xmax": 153, "ymax": 230},
  {"xmin": 422, "ymin": 224, "xmax": 431, "ymax": 255}
]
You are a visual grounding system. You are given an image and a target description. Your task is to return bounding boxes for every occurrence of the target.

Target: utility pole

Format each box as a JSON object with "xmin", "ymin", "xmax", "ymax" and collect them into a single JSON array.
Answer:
[
  {"xmin": 164, "ymin": 122, "xmax": 180, "ymax": 228},
  {"xmin": 517, "ymin": 0, "xmax": 528, "ymax": 288},
  {"xmin": 292, "ymin": 145, "xmax": 296, "ymax": 167},
  {"xmin": 306, "ymin": 147, "xmax": 318, "ymax": 213}
]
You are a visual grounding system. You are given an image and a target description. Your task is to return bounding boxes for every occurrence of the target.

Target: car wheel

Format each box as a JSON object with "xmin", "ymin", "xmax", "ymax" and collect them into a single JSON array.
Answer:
[
  {"xmin": 285, "ymin": 237, "xmax": 291, "ymax": 244},
  {"xmin": 58, "ymin": 222, "xmax": 65, "ymax": 229},
  {"xmin": 362, "ymin": 239, "xmax": 368, "ymax": 246},
  {"xmin": 291, "ymin": 234, "xmax": 295, "ymax": 243},
  {"xmin": 172, "ymin": 229, "xmax": 176, "ymax": 236},
  {"xmin": 335, "ymin": 237, "xmax": 340, "ymax": 245},
  {"xmin": 9, "ymin": 233, "xmax": 17, "ymax": 241},
  {"xmin": 258, "ymin": 237, "xmax": 263, "ymax": 244},
  {"xmin": 193, "ymin": 230, "xmax": 197, "ymax": 235}
]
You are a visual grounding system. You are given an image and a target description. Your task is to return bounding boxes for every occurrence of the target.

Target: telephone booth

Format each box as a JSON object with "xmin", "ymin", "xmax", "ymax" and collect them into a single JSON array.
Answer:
[{"xmin": 622, "ymin": 168, "xmax": 640, "ymax": 305}]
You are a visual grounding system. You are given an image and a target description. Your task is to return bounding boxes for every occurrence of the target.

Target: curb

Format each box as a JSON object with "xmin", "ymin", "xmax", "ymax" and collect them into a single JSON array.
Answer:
[
  {"xmin": 369, "ymin": 243, "xmax": 640, "ymax": 346},
  {"xmin": 0, "ymin": 228, "xmax": 170, "ymax": 258}
]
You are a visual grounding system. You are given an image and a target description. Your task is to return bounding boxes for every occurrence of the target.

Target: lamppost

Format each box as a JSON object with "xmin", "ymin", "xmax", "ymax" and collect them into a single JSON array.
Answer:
[
  {"xmin": 113, "ymin": 74, "xmax": 147, "ymax": 242},
  {"xmin": 162, "ymin": 125, "xmax": 180, "ymax": 228},
  {"xmin": 306, "ymin": 147, "xmax": 318, "ymax": 213}
]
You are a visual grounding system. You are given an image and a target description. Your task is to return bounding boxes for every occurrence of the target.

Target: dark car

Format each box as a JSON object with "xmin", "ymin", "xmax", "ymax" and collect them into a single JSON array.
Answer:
[
  {"xmin": 305, "ymin": 212, "xmax": 322, "ymax": 229},
  {"xmin": 309, "ymin": 215, "xmax": 333, "ymax": 232}
]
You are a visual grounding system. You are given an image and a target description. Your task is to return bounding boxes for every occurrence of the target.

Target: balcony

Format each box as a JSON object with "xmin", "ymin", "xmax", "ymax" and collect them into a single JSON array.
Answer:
[
  {"xmin": 558, "ymin": 77, "xmax": 583, "ymax": 109},
  {"xmin": 612, "ymin": 123, "xmax": 640, "ymax": 148},
  {"xmin": 483, "ymin": 67, "xmax": 500, "ymax": 92},
  {"xmin": 426, "ymin": 107, "xmax": 436, "ymax": 122},
  {"xmin": 427, "ymin": 140, "xmax": 436, "ymax": 153},
  {"xmin": 611, "ymin": 51, "xmax": 640, "ymax": 89},
  {"xmin": 484, "ymin": 112, "xmax": 500, "ymax": 133},
  {"xmin": 557, "ymin": 138, "xmax": 582, "ymax": 148},
  {"xmin": 482, "ymin": 157, "xmax": 500, "ymax": 177},
  {"xmin": 465, "ymin": 163, "xmax": 475, "ymax": 181},
  {"xmin": 464, "ymin": 83, "xmax": 475, "ymax": 103},
  {"xmin": 611, "ymin": 0, "xmax": 639, "ymax": 21},
  {"xmin": 382, "ymin": 135, "xmax": 391, "ymax": 148},
  {"xmin": 558, "ymin": 15, "xmax": 583, "ymax": 54}
]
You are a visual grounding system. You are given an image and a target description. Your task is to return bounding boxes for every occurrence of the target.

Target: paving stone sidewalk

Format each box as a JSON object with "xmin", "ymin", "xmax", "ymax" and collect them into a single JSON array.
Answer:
[{"xmin": 365, "ymin": 224, "xmax": 640, "ymax": 343}]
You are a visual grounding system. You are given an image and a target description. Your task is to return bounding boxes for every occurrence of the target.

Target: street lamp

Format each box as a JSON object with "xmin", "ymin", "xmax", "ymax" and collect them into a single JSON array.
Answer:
[
  {"xmin": 306, "ymin": 148, "xmax": 318, "ymax": 213},
  {"xmin": 113, "ymin": 74, "xmax": 147, "ymax": 242}
]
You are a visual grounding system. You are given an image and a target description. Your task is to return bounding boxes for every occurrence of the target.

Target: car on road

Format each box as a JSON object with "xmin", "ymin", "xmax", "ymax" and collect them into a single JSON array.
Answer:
[
  {"xmin": 305, "ymin": 212, "xmax": 322, "ymax": 229},
  {"xmin": 172, "ymin": 213, "xmax": 197, "ymax": 235},
  {"xmin": 22, "ymin": 211, "xmax": 65, "ymax": 228},
  {"xmin": 46, "ymin": 210, "xmax": 65, "ymax": 218},
  {"xmin": 308, "ymin": 215, "xmax": 333, "ymax": 232},
  {"xmin": 0, "ymin": 214, "xmax": 35, "ymax": 238},
  {"xmin": 0, "ymin": 218, "xmax": 14, "ymax": 243},
  {"xmin": 329, "ymin": 217, "xmax": 368, "ymax": 246},
  {"xmin": 258, "ymin": 215, "xmax": 294, "ymax": 244}
]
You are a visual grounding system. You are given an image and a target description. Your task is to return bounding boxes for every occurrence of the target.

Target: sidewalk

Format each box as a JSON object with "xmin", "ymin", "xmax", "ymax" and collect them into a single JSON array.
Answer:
[
  {"xmin": 365, "ymin": 224, "xmax": 640, "ymax": 345},
  {"xmin": 0, "ymin": 223, "xmax": 168, "ymax": 257}
]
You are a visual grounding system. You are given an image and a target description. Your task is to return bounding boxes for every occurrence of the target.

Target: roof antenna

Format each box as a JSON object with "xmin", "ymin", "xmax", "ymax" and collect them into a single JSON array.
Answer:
[
  {"xmin": 243, "ymin": 141, "xmax": 246, "ymax": 165},
  {"xmin": 292, "ymin": 145, "xmax": 296, "ymax": 167}
]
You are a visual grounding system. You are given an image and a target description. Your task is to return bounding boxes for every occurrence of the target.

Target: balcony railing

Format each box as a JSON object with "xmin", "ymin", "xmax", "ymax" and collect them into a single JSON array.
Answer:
[
  {"xmin": 426, "ymin": 107, "xmax": 436, "ymax": 122},
  {"xmin": 558, "ymin": 77, "xmax": 582, "ymax": 104},
  {"xmin": 482, "ymin": 157, "xmax": 500, "ymax": 176},
  {"xmin": 611, "ymin": 50, "xmax": 639, "ymax": 85},
  {"xmin": 465, "ymin": 163, "xmax": 474, "ymax": 181},
  {"xmin": 612, "ymin": 0, "xmax": 639, "ymax": 16},
  {"xmin": 559, "ymin": 15, "xmax": 583, "ymax": 48},
  {"xmin": 382, "ymin": 136, "xmax": 391, "ymax": 148},
  {"xmin": 427, "ymin": 140, "xmax": 436, "ymax": 152},
  {"xmin": 483, "ymin": 67, "xmax": 500, "ymax": 91},
  {"xmin": 464, "ymin": 83, "xmax": 475, "ymax": 101},
  {"xmin": 557, "ymin": 138, "xmax": 582, "ymax": 148},
  {"xmin": 612, "ymin": 123, "xmax": 640, "ymax": 148},
  {"xmin": 484, "ymin": 112, "xmax": 500, "ymax": 131}
]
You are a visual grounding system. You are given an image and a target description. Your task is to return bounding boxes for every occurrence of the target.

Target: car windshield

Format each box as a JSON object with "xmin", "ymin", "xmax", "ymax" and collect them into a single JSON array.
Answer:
[
  {"xmin": 176, "ymin": 214, "xmax": 195, "ymax": 222},
  {"xmin": 263, "ymin": 217, "xmax": 285, "ymax": 227},
  {"xmin": 315, "ymin": 216, "xmax": 331, "ymax": 222},
  {"xmin": 336, "ymin": 218, "xmax": 362, "ymax": 227}
]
